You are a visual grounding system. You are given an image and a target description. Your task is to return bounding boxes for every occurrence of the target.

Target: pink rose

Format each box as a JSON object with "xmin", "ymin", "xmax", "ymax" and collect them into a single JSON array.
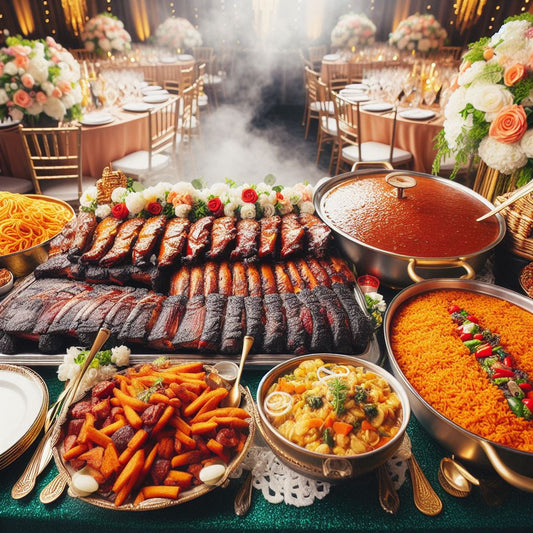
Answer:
[
  {"xmin": 14, "ymin": 55, "xmax": 29, "ymax": 69},
  {"xmin": 52, "ymin": 86, "xmax": 62, "ymax": 98},
  {"xmin": 57, "ymin": 80, "xmax": 71, "ymax": 93},
  {"xmin": 13, "ymin": 89, "xmax": 32, "ymax": 109},
  {"xmin": 35, "ymin": 91, "xmax": 47, "ymax": 104},
  {"xmin": 21, "ymin": 73, "xmax": 34, "ymax": 89}
]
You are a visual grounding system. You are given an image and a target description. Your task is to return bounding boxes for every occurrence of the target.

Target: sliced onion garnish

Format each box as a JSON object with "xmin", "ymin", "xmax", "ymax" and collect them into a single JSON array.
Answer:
[
  {"xmin": 317, "ymin": 364, "xmax": 350, "ymax": 382},
  {"xmin": 264, "ymin": 391, "xmax": 293, "ymax": 417}
]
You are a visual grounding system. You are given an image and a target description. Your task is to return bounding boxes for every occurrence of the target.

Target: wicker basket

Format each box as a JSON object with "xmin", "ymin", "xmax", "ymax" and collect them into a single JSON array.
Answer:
[{"xmin": 494, "ymin": 187, "xmax": 533, "ymax": 260}]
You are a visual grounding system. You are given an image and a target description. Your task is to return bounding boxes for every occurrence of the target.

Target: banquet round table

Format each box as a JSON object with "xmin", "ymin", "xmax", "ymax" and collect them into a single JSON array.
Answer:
[
  {"xmin": 358, "ymin": 104, "xmax": 443, "ymax": 173},
  {"xmin": 0, "ymin": 97, "xmax": 178, "ymax": 183}
]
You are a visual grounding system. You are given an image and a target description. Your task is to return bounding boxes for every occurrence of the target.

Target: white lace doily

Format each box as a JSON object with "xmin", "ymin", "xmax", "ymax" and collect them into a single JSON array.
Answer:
[{"xmin": 230, "ymin": 434, "xmax": 411, "ymax": 507}]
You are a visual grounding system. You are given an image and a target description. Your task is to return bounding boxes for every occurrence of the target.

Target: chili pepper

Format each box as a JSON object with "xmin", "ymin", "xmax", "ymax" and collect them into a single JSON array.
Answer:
[
  {"xmin": 463, "ymin": 339, "xmax": 482, "ymax": 351},
  {"xmin": 519, "ymin": 382, "xmax": 532, "ymax": 392},
  {"xmin": 466, "ymin": 314, "xmax": 479, "ymax": 323},
  {"xmin": 460, "ymin": 332, "xmax": 473, "ymax": 342},
  {"xmin": 475, "ymin": 344, "xmax": 493, "ymax": 358},
  {"xmin": 527, "ymin": 391, "xmax": 533, "ymax": 399},
  {"xmin": 522, "ymin": 398, "xmax": 533, "ymax": 412},
  {"xmin": 448, "ymin": 305, "xmax": 460, "ymax": 314},
  {"xmin": 473, "ymin": 333, "xmax": 484, "ymax": 341},
  {"xmin": 507, "ymin": 396, "xmax": 523, "ymax": 417},
  {"xmin": 492, "ymin": 368, "xmax": 515, "ymax": 379},
  {"xmin": 503, "ymin": 356, "xmax": 514, "ymax": 368}
]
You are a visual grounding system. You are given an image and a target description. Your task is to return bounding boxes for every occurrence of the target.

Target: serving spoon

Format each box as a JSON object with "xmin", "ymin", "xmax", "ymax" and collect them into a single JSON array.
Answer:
[
  {"xmin": 221, "ymin": 336, "xmax": 254, "ymax": 408},
  {"xmin": 439, "ymin": 456, "xmax": 478, "ymax": 497},
  {"xmin": 476, "ymin": 179, "xmax": 533, "ymax": 221}
]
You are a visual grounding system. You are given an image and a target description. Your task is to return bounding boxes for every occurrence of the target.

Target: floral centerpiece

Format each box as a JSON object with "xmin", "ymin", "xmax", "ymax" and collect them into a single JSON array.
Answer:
[
  {"xmin": 155, "ymin": 17, "xmax": 202, "ymax": 51},
  {"xmin": 81, "ymin": 13, "xmax": 131, "ymax": 57},
  {"xmin": 330, "ymin": 13, "xmax": 376, "ymax": 50},
  {"xmin": 433, "ymin": 14, "xmax": 533, "ymax": 187},
  {"xmin": 80, "ymin": 177, "xmax": 315, "ymax": 221},
  {"xmin": 388, "ymin": 13, "xmax": 447, "ymax": 54},
  {"xmin": 0, "ymin": 35, "xmax": 82, "ymax": 123}
]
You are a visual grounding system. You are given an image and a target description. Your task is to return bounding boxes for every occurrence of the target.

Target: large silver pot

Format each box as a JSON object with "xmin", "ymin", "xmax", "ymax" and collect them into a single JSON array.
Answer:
[
  {"xmin": 255, "ymin": 353, "xmax": 410, "ymax": 482},
  {"xmin": 313, "ymin": 163, "xmax": 506, "ymax": 288},
  {"xmin": 383, "ymin": 279, "xmax": 533, "ymax": 493}
]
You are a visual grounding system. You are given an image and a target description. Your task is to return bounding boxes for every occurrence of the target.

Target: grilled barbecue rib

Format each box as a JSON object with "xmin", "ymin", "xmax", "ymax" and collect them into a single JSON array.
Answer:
[
  {"xmin": 258, "ymin": 215, "xmax": 281, "ymax": 260},
  {"xmin": 80, "ymin": 217, "xmax": 122, "ymax": 264},
  {"xmin": 184, "ymin": 216, "xmax": 214, "ymax": 263},
  {"xmin": 207, "ymin": 216, "xmax": 236, "ymax": 260},
  {"xmin": 280, "ymin": 213, "xmax": 305, "ymax": 259},
  {"xmin": 299, "ymin": 213, "xmax": 332, "ymax": 258},
  {"xmin": 100, "ymin": 218, "xmax": 145, "ymax": 267},
  {"xmin": 230, "ymin": 219, "xmax": 260, "ymax": 262},
  {"xmin": 157, "ymin": 217, "xmax": 190, "ymax": 268},
  {"xmin": 132, "ymin": 214, "xmax": 167, "ymax": 266},
  {"xmin": 67, "ymin": 212, "xmax": 97, "ymax": 260}
]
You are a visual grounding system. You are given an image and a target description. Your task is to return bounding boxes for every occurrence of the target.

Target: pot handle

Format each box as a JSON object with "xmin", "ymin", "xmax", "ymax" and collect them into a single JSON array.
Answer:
[
  {"xmin": 351, "ymin": 161, "xmax": 393, "ymax": 171},
  {"xmin": 322, "ymin": 457, "xmax": 353, "ymax": 479},
  {"xmin": 407, "ymin": 258, "xmax": 475, "ymax": 283},
  {"xmin": 479, "ymin": 440, "xmax": 533, "ymax": 493}
]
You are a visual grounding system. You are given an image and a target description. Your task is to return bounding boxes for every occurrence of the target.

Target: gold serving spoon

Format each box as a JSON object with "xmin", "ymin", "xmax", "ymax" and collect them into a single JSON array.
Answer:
[
  {"xmin": 476, "ymin": 179, "xmax": 533, "ymax": 222},
  {"xmin": 12, "ymin": 328, "xmax": 110, "ymax": 500},
  {"xmin": 221, "ymin": 336, "xmax": 254, "ymax": 408}
]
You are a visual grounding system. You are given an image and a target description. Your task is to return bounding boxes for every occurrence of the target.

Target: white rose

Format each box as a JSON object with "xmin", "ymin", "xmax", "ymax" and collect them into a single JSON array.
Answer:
[
  {"xmin": 240, "ymin": 202, "xmax": 256, "ymax": 219},
  {"xmin": 26, "ymin": 56, "xmax": 49, "ymax": 84},
  {"xmin": 124, "ymin": 191, "xmax": 146, "ymax": 214},
  {"xmin": 299, "ymin": 201, "xmax": 315, "ymax": 214},
  {"xmin": 478, "ymin": 137, "xmax": 527, "ymax": 175},
  {"xmin": 43, "ymin": 96, "xmax": 66, "ymax": 120},
  {"xmin": 26, "ymin": 102, "xmax": 43, "ymax": 116},
  {"xmin": 520, "ymin": 129, "xmax": 533, "ymax": 158},
  {"xmin": 468, "ymin": 83, "xmax": 513, "ymax": 121},
  {"xmin": 99, "ymin": 38, "xmax": 111, "ymax": 52},
  {"xmin": 174, "ymin": 204, "xmax": 191, "ymax": 218},
  {"xmin": 111, "ymin": 187, "xmax": 127, "ymax": 203},
  {"xmin": 79, "ymin": 185, "xmax": 98, "ymax": 207},
  {"xmin": 418, "ymin": 38, "xmax": 431, "ymax": 52},
  {"xmin": 443, "ymin": 117, "xmax": 470, "ymax": 151},
  {"xmin": 4, "ymin": 62, "xmax": 17, "ymax": 76},
  {"xmin": 457, "ymin": 61, "xmax": 485, "ymax": 87},
  {"xmin": 210, "ymin": 182, "xmax": 230, "ymax": 197},
  {"xmin": 94, "ymin": 204, "xmax": 111, "ymax": 219},
  {"xmin": 444, "ymin": 86, "xmax": 468, "ymax": 120},
  {"xmin": 9, "ymin": 108, "xmax": 23, "ymax": 122},
  {"xmin": 224, "ymin": 201, "xmax": 237, "ymax": 217},
  {"xmin": 85, "ymin": 40, "xmax": 95, "ymax": 52},
  {"xmin": 111, "ymin": 345, "xmax": 131, "ymax": 367},
  {"xmin": 41, "ymin": 81, "xmax": 54, "ymax": 96},
  {"xmin": 261, "ymin": 203, "xmax": 276, "ymax": 217}
]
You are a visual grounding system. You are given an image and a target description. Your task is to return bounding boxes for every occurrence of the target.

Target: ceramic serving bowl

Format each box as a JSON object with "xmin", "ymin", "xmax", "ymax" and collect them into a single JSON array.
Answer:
[{"xmin": 255, "ymin": 353, "xmax": 410, "ymax": 482}]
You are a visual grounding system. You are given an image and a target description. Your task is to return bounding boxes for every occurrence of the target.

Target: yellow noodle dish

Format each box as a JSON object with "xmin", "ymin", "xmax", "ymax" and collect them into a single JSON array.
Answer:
[{"xmin": 263, "ymin": 358, "xmax": 403, "ymax": 456}]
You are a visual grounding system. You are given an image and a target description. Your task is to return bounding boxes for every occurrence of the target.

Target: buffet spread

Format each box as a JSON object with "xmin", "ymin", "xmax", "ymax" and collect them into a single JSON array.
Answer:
[{"xmin": 1, "ymin": 164, "xmax": 533, "ymax": 518}]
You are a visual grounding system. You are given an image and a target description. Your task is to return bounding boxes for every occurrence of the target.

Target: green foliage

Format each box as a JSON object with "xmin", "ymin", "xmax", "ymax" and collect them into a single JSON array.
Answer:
[
  {"xmin": 74, "ymin": 349, "xmax": 113, "ymax": 368},
  {"xmin": 190, "ymin": 199, "xmax": 209, "ymax": 221},
  {"xmin": 510, "ymin": 77, "xmax": 533, "ymax": 104},
  {"xmin": 463, "ymin": 36, "xmax": 490, "ymax": 64},
  {"xmin": 504, "ymin": 13, "xmax": 533, "ymax": 24},
  {"xmin": 477, "ymin": 63, "xmax": 503, "ymax": 85},
  {"xmin": 137, "ymin": 378, "xmax": 164, "ymax": 402},
  {"xmin": 191, "ymin": 178, "xmax": 207, "ymax": 190}
]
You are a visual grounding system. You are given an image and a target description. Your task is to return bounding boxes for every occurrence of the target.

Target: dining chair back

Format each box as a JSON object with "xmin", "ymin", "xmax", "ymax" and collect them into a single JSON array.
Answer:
[
  {"xmin": 69, "ymin": 48, "xmax": 97, "ymax": 61},
  {"xmin": 19, "ymin": 124, "xmax": 87, "ymax": 203},
  {"xmin": 315, "ymin": 80, "xmax": 339, "ymax": 173},
  {"xmin": 192, "ymin": 47, "xmax": 223, "ymax": 107},
  {"xmin": 111, "ymin": 97, "xmax": 180, "ymax": 180},
  {"xmin": 307, "ymin": 44, "xmax": 328, "ymax": 70},
  {"xmin": 333, "ymin": 93, "xmax": 413, "ymax": 174},
  {"xmin": 322, "ymin": 62, "xmax": 350, "ymax": 92},
  {"xmin": 176, "ymin": 81, "xmax": 198, "ymax": 176},
  {"xmin": 0, "ymin": 124, "xmax": 34, "ymax": 193},
  {"xmin": 303, "ymin": 67, "xmax": 334, "ymax": 140}
]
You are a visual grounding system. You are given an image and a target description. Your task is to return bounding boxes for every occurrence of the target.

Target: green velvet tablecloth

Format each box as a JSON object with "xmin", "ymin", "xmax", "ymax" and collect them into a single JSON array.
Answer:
[{"xmin": 1, "ymin": 365, "xmax": 533, "ymax": 533}]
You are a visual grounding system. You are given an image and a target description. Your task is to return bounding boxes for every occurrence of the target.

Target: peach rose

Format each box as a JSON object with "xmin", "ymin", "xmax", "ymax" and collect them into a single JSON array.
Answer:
[
  {"xmin": 21, "ymin": 73, "xmax": 34, "ymax": 89},
  {"xmin": 14, "ymin": 54, "xmax": 29, "ymax": 70},
  {"xmin": 57, "ymin": 80, "xmax": 71, "ymax": 94},
  {"xmin": 13, "ymin": 89, "xmax": 32, "ymax": 108},
  {"xmin": 504, "ymin": 63, "xmax": 526, "ymax": 87},
  {"xmin": 35, "ymin": 91, "xmax": 47, "ymax": 104},
  {"xmin": 51, "ymin": 86, "xmax": 62, "ymax": 98},
  {"xmin": 167, "ymin": 191, "xmax": 193, "ymax": 207},
  {"xmin": 489, "ymin": 104, "xmax": 528, "ymax": 144}
]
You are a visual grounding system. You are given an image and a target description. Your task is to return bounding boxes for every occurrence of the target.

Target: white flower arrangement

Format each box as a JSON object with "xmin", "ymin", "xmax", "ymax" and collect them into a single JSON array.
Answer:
[
  {"xmin": 58, "ymin": 344, "xmax": 131, "ymax": 398},
  {"xmin": 0, "ymin": 35, "xmax": 82, "ymax": 123},
  {"xmin": 82, "ymin": 13, "xmax": 132, "ymax": 57},
  {"xmin": 80, "ymin": 177, "xmax": 316, "ymax": 222},
  {"xmin": 155, "ymin": 17, "xmax": 202, "ymax": 50},
  {"xmin": 433, "ymin": 14, "xmax": 533, "ymax": 185},
  {"xmin": 388, "ymin": 13, "xmax": 447, "ymax": 54},
  {"xmin": 331, "ymin": 13, "xmax": 376, "ymax": 50}
]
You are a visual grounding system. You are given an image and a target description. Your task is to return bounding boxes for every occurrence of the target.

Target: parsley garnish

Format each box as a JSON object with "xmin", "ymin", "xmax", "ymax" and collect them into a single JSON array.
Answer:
[
  {"xmin": 137, "ymin": 377, "xmax": 164, "ymax": 403},
  {"xmin": 328, "ymin": 378, "xmax": 348, "ymax": 415}
]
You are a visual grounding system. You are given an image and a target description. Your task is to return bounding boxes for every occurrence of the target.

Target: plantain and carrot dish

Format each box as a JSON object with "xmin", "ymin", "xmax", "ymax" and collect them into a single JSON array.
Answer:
[
  {"xmin": 389, "ymin": 289, "xmax": 533, "ymax": 453},
  {"xmin": 263, "ymin": 358, "xmax": 403, "ymax": 455},
  {"xmin": 59, "ymin": 360, "xmax": 251, "ymax": 507}
]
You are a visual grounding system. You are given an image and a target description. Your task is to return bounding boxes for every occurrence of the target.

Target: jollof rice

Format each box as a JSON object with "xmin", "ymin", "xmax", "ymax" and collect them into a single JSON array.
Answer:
[{"xmin": 390, "ymin": 289, "xmax": 533, "ymax": 453}]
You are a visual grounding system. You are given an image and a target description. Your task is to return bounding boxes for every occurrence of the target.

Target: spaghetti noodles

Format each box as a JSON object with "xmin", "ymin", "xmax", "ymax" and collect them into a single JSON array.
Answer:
[{"xmin": 0, "ymin": 192, "xmax": 73, "ymax": 255}]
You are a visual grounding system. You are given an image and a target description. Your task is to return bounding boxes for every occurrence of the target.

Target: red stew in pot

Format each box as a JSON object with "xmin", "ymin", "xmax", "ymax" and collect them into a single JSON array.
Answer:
[{"xmin": 320, "ymin": 175, "xmax": 501, "ymax": 258}]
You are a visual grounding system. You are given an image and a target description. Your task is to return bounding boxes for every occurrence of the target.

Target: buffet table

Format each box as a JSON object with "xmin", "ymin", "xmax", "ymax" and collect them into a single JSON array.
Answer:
[{"xmin": 1, "ymin": 335, "xmax": 533, "ymax": 532}]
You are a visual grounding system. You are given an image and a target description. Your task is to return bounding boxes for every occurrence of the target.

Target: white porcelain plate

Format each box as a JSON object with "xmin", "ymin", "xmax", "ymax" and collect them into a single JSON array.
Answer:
[
  {"xmin": 178, "ymin": 54, "xmax": 194, "ymax": 61},
  {"xmin": 160, "ymin": 56, "xmax": 178, "ymax": 63},
  {"xmin": 122, "ymin": 102, "xmax": 154, "ymax": 112},
  {"xmin": 345, "ymin": 83, "xmax": 369, "ymax": 91},
  {"xmin": 0, "ymin": 366, "xmax": 46, "ymax": 455},
  {"xmin": 341, "ymin": 93, "xmax": 370, "ymax": 103},
  {"xmin": 323, "ymin": 54, "xmax": 340, "ymax": 61},
  {"xmin": 143, "ymin": 94, "xmax": 170, "ymax": 104},
  {"xmin": 0, "ymin": 118, "xmax": 21, "ymax": 128},
  {"xmin": 399, "ymin": 108, "xmax": 436, "ymax": 120},
  {"xmin": 362, "ymin": 102, "xmax": 393, "ymax": 112},
  {"xmin": 141, "ymin": 85, "xmax": 163, "ymax": 94},
  {"xmin": 80, "ymin": 112, "xmax": 115, "ymax": 126}
]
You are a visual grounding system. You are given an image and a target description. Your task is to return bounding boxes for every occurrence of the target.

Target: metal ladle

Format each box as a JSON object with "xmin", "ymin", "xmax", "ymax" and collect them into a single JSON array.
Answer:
[{"xmin": 221, "ymin": 336, "xmax": 254, "ymax": 408}]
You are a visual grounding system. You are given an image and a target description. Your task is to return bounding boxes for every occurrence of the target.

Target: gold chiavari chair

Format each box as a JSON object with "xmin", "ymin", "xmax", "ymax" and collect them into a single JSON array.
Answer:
[
  {"xmin": 333, "ymin": 94, "xmax": 412, "ymax": 174},
  {"xmin": 111, "ymin": 97, "xmax": 180, "ymax": 180},
  {"xmin": 307, "ymin": 44, "xmax": 328, "ymax": 70},
  {"xmin": 69, "ymin": 48, "xmax": 97, "ymax": 61},
  {"xmin": 315, "ymin": 79, "xmax": 339, "ymax": 174},
  {"xmin": 19, "ymin": 124, "xmax": 96, "ymax": 205},
  {"xmin": 304, "ymin": 67, "xmax": 334, "ymax": 140}
]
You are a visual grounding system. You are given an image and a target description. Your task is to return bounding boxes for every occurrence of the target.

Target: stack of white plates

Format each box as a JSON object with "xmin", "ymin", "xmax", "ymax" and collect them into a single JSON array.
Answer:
[
  {"xmin": 80, "ymin": 111, "xmax": 115, "ymax": 126},
  {"xmin": 0, "ymin": 364, "xmax": 48, "ymax": 470},
  {"xmin": 141, "ymin": 85, "xmax": 163, "ymax": 95},
  {"xmin": 399, "ymin": 108, "xmax": 436, "ymax": 120}
]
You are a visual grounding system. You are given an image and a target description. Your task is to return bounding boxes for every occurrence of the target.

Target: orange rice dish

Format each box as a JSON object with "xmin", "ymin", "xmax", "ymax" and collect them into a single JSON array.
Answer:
[{"xmin": 390, "ymin": 289, "xmax": 533, "ymax": 453}]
